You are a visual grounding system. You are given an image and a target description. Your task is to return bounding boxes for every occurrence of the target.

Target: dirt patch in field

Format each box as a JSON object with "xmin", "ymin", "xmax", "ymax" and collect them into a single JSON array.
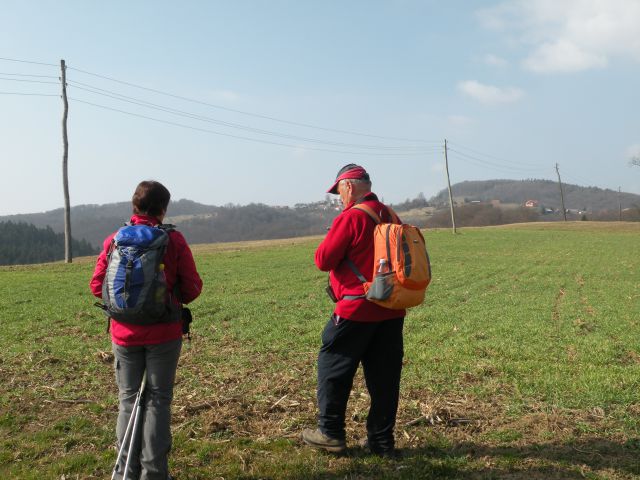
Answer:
[
  {"xmin": 162, "ymin": 362, "xmax": 640, "ymax": 479},
  {"xmin": 165, "ymin": 343, "xmax": 623, "ymax": 450}
]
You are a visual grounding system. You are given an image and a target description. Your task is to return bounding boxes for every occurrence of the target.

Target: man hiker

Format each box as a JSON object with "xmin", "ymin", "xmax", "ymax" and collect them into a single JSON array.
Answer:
[{"xmin": 302, "ymin": 164, "xmax": 406, "ymax": 457}]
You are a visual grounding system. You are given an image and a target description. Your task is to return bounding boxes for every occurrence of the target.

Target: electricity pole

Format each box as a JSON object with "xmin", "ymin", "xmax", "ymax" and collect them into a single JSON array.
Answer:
[
  {"xmin": 619, "ymin": 187, "xmax": 622, "ymax": 221},
  {"xmin": 60, "ymin": 59, "xmax": 72, "ymax": 263},
  {"xmin": 555, "ymin": 163, "xmax": 567, "ymax": 222},
  {"xmin": 444, "ymin": 139, "xmax": 456, "ymax": 233}
]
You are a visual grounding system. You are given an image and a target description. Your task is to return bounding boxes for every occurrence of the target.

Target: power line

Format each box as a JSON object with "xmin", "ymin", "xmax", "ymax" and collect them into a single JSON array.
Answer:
[
  {"xmin": 448, "ymin": 142, "xmax": 610, "ymax": 190},
  {"xmin": 561, "ymin": 173, "xmax": 601, "ymax": 188},
  {"xmin": 66, "ymin": 80, "xmax": 439, "ymax": 151},
  {"xmin": 448, "ymin": 148, "xmax": 547, "ymax": 174},
  {"xmin": 0, "ymin": 56, "xmax": 58, "ymax": 67},
  {"xmin": 0, "ymin": 91, "xmax": 58, "ymax": 96},
  {"xmin": 448, "ymin": 154, "xmax": 550, "ymax": 177},
  {"xmin": 0, "ymin": 76, "xmax": 60, "ymax": 85},
  {"xmin": 66, "ymin": 65, "xmax": 440, "ymax": 144},
  {"xmin": 447, "ymin": 147, "xmax": 548, "ymax": 174},
  {"xmin": 0, "ymin": 72, "xmax": 59, "ymax": 79},
  {"xmin": 447, "ymin": 140, "xmax": 542, "ymax": 169},
  {"xmin": 70, "ymin": 97, "xmax": 438, "ymax": 157},
  {"xmin": 0, "ymin": 59, "xmax": 441, "ymax": 154},
  {"xmin": 66, "ymin": 80, "xmax": 440, "ymax": 152}
]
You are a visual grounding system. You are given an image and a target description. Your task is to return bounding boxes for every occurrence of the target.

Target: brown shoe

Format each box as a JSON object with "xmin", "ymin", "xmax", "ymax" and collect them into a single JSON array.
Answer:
[{"xmin": 302, "ymin": 428, "xmax": 346, "ymax": 453}]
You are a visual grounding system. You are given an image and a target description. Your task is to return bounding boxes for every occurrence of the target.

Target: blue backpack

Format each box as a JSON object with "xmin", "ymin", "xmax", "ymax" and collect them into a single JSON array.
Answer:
[{"xmin": 96, "ymin": 223, "xmax": 181, "ymax": 325}]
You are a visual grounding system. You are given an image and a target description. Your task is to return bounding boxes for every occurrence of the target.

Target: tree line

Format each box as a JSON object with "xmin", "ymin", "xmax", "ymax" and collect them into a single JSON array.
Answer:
[{"xmin": 0, "ymin": 221, "xmax": 96, "ymax": 266}]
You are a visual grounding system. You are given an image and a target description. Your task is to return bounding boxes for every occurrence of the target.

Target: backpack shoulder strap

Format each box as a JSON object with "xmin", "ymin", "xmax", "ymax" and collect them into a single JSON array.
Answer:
[
  {"xmin": 352, "ymin": 204, "xmax": 381, "ymax": 224},
  {"xmin": 345, "ymin": 204, "xmax": 380, "ymax": 291},
  {"xmin": 157, "ymin": 223, "xmax": 176, "ymax": 234},
  {"xmin": 356, "ymin": 203, "xmax": 396, "ymax": 267},
  {"xmin": 386, "ymin": 206, "xmax": 401, "ymax": 224},
  {"xmin": 354, "ymin": 203, "xmax": 400, "ymax": 224}
]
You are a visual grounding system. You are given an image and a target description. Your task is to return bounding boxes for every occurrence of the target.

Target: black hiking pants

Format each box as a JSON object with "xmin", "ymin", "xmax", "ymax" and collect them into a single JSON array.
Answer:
[{"xmin": 316, "ymin": 314, "xmax": 404, "ymax": 453}]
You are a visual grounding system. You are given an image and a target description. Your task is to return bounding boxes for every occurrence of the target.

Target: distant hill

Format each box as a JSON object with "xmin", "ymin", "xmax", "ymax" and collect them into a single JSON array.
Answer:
[
  {"xmin": 0, "ymin": 221, "xmax": 96, "ymax": 266},
  {"xmin": 169, "ymin": 202, "xmax": 339, "ymax": 244},
  {"xmin": 2, "ymin": 180, "xmax": 638, "ymax": 254},
  {"xmin": 0, "ymin": 199, "xmax": 342, "ymax": 248},
  {"xmin": 429, "ymin": 179, "xmax": 640, "ymax": 211},
  {"xmin": 0, "ymin": 199, "xmax": 223, "ymax": 248}
]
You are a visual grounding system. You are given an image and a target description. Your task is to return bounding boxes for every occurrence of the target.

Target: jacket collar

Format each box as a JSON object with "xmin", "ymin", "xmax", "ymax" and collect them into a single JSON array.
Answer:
[
  {"xmin": 344, "ymin": 192, "xmax": 379, "ymax": 211},
  {"xmin": 130, "ymin": 214, "xmax": 161, "ymax": 226}
]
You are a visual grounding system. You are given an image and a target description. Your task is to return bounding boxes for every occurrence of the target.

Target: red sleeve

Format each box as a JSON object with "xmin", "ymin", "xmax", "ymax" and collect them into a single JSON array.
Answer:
[
  {"xmin": 314, "ymin": 212, "xmax": 354, "ymax": 272},
  {"xmin": 89, "ymin": 234, "xmax": 115, "ymax": 298},
  {"xmin": 170, "ymin": 232, "xmax": 203, "ymax": 304}
]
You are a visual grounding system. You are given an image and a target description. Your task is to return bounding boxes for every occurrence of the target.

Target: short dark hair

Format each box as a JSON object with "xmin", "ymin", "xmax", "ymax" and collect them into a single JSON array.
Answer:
[{"xmin": 132, "ymin": 180, "xmax": 171, "ymax": 217}]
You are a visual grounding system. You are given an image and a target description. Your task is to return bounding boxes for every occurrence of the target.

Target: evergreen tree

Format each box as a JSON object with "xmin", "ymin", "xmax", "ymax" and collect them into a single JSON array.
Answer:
[{"xmin": 0, "ymin": 221, "xmax": 97, "ymax": 266}]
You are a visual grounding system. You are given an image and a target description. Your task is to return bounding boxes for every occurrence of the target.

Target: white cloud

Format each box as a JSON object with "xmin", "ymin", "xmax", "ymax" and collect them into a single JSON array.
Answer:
[
  {"xmin": 625, "ymin": 144, "xmax": 640, "ymax": 160},
  {"xmin": 484, "ymin": 53, "xmax": 508, "ymax": 67},
  {"xmin": 523, "ymin": 39, "xmax": 607, "ymax": 72},
  {"xmin": 458, "ymin": 80, "xmax": 524, "ymax": 104},
  {"xmin": 478, "ymin": 0, "xmax": 640, "ymax": 73}
]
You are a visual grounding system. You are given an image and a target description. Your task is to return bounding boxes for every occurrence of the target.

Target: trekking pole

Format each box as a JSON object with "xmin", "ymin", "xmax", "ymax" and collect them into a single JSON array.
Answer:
[
  {"xmin": 111, "ymin": 391, "xmax": 141, "ymax": 480},
  {"xmin": 122, "ymin": 370, "xmax": 147, "ymax": 480},
  {"xmin": 111, "ymin": 370, "xmax": 147, "ymax": 480}
]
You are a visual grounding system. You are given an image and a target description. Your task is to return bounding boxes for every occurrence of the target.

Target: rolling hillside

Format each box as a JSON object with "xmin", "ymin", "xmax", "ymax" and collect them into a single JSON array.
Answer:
[
  {"xmin": 429, "ymin": 179, "xmax": 640, "ymax": 211},
  {"xmin": 1, "ymin": 180, "xmax": 638, "ymax": 251},
  {"xmin": 0, "ymin": 199, "xmax": 340, "ymax": 248}
]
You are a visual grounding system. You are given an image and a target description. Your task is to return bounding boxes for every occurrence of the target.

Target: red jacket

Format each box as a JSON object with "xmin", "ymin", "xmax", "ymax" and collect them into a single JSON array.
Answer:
[
  {"xmin": 315, "ymin": 193, "xmax": 406, "ymax": 322},
  {"xmin": 90, "ymin": 214, "xmax": 203, "ymax": 346}
]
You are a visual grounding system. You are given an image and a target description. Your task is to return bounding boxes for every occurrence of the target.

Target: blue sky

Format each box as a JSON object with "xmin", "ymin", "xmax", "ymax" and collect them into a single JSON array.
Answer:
[{"xmin": 1, "ymin": 0, "xmax": 639, "ymax": 216}]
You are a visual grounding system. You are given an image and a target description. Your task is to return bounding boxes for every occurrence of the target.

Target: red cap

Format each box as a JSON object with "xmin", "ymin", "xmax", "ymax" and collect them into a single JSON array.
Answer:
[{"xmin": 327, "ymin": 164, "xmax": 370, "ymax": 194}]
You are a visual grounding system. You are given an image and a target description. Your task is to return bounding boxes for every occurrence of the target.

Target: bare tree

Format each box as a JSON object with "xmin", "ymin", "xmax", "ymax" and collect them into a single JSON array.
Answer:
[{"xmin": 630, "ymin": 156, "xmax": 640, "ymax": 167}]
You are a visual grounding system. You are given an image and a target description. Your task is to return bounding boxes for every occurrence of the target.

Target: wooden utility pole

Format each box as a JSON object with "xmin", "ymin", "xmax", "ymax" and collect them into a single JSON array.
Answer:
[
  {"xmin": 555, "ymin": 163, "xmax": 567, "ymax": 221},
  {"xmin": 444, "ymin": 139, "xmax": 457, "ymax": 233},
  {"xmin": 618, "ymin": 187, "xmax": 622, "ymax": 221},
  {"xmin": 60, "ymin": 59, "xmax": 72, "ymax": 263}
]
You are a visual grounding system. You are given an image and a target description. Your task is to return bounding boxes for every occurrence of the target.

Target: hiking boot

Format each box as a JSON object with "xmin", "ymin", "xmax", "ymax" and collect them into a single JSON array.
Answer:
[
  {"xmin": 359, "ymin": 438, "xmax": 401, "ymax": 459},
  {"xmin": 301, "ymin": 428, "xmax": 346, "ymax": 453}
]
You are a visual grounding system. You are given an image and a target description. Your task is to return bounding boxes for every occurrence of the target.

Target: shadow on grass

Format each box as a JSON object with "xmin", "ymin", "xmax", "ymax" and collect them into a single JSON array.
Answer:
[{"xmin": 272, "ymin": 437, "xmax": 640, "ymax": 480}]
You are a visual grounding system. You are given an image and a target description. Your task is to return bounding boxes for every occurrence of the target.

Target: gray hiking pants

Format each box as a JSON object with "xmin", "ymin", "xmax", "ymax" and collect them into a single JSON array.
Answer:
[{"xmin": 112, "ymin": 338, "xmax": 182, "ymax": 480}]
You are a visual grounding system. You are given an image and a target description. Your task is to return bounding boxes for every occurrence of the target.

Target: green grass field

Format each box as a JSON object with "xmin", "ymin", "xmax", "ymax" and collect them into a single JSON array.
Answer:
[{"xmin": 1, "ymin": 222, "xmax": 639, "ymax": 479}]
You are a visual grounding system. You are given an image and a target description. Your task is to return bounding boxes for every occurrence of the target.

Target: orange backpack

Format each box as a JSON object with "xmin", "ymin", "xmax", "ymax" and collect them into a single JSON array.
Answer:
[{"xmin": 348, "ymin": 204, "xmax": 431, "ymax": 309}]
